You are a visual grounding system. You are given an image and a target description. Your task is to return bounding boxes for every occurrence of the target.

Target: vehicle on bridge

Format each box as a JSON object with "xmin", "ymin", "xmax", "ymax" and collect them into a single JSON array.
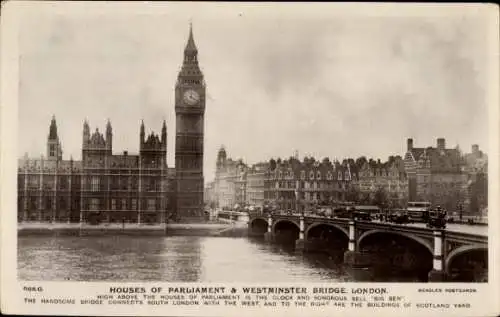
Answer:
[
  {"xmin": 332, "ymin": 206, "xmax": 351, "ymax": 218},
  {"xmin": 389, "ymin": 209, "xmax": 410, "ymax": 224},
  {"xmin": 407, "ymin": 201, "xmax": 431, "ymax": 223},
  {"xmin": 349, "ymin": 205, "xmax": 380, "ymax": 221},
  {"xmin": 427, "ymin": 206, "xmax": 447, "ymax": 229}
]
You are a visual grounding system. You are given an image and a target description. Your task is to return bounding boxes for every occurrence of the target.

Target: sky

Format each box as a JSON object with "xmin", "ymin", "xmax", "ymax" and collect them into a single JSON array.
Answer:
[{"xmin": 16, "ymin": 3, "xmax": 493, "ymax": 183}]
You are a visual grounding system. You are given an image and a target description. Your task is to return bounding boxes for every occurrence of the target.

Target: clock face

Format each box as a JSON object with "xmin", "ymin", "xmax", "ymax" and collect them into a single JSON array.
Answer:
[{"xmin": 183, "ymin": 89, "xmax": 200, "ymax": 106}]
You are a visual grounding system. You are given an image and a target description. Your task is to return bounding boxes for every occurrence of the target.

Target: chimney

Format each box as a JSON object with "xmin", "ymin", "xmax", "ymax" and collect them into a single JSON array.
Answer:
[
  {"xmin": 407, "ymin": 138, "xmax": 413, "ymax": 151},
  {"xmin": 123, "ymin": 151, "xmax": 128, "ymax": 156},
  {"xmin": 437, "ymin": 138, "xmax": 445, "ymax": 151},
  {"xmin": 472, "ymin": 144, "xmax": 479, "ymax": 154}
]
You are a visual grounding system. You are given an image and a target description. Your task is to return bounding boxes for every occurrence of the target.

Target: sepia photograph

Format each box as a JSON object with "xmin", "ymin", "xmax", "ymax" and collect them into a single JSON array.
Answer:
[{"xmin": 1, "ymin": 2, "xmax": 499, "ymax": 316}]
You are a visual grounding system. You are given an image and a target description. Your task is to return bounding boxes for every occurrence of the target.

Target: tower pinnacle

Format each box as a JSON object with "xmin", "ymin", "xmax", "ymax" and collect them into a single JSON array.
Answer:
[
  {"xmin": 185, "ymin": 21, "xmax": 197, "ymax": 53},
  {"xmin": 48, "ymin": 115, "xmax": 58, "ymax": 140}
]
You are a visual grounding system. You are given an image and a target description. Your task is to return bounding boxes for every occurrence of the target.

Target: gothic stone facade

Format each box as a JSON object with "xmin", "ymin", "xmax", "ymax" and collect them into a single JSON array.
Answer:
[
  {"xmin": 18, "ymin": 25, "xmax": 207, "ymax": 223},
  {"xmin": 17, "ymin": 117, "xmax": 82, "ymax": 222},
  {"xmin": 18, "ymin": 117, "xmax": 171, "ymax": 224},
  {"xmin": 175, "ymin": 25, "xmax": 206, "ymax": 220},
  {"xmin": 80, "ymin": 120, "xmax": 169, "ymax": 224}
]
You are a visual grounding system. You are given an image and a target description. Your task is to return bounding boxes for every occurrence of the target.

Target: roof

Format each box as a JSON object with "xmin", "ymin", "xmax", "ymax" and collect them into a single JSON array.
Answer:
[
  {"xmin": 405, "ymin": 146, "xmax": 462, "ymax": 173},
  {"xmin": 184, "ymin": 23, "xmax": 197, "ymax": 52},
  {"xmin": 354, "ymin": 205, "xmax": 381, "ymax": 211}
]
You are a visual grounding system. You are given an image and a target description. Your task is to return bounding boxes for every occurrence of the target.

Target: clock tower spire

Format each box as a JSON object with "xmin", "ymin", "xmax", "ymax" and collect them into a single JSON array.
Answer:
[{"xmin": 174, "ymin": 23, "xmax": 206, "ymax": 222}]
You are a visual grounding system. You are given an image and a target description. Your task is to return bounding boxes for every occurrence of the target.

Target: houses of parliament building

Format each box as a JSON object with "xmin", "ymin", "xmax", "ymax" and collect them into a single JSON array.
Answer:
[{"xmin": 17, "ymin": 25, "xmax": 206, "ymax": 224}]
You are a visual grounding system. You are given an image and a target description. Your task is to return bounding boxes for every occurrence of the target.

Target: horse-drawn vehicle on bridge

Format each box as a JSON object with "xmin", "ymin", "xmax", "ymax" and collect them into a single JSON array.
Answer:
[
  {"xmin": 427, "ymin": 206, "xmax": 447, "ymax": 229},
  {"xmin": 389, "ymin": 209, "xmax": 410, "ymax": 224}
]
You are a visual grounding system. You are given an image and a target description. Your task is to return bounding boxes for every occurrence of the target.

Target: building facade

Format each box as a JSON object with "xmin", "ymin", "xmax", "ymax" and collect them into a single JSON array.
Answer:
[
  {"xmin": 80, "ymin": 120, "xmax": 169, "ymax": 224},
  {"xmin": 213, "ymin": 147, "xmax": 247, "ymax": 209},
  {"xmin": 204, "ymin": 181, "xmax": 216, "ymax": 206},
  {"xmin": 18, "ymin": 24, "xmax": 213, "ymax": 224},
  {"xmin": 18, "ymin": 117, "xmax": 82, "ymax": 222},
  {"xmin": 175, "ymin": 24, "xmax": 206, "ymax": 221},
  {"xmin": 245, "ymin": 162, "xmax": 269, "ymax": 208},
  {"xmin": 264, "ymin": 157, "xmax": 353, "ymax": 211},
  {"xmin": 18, "ymin": 117, "xmax": 170, "ymax": 224},
  {"xmin": 463, "ymin": 144, "xmax": 488, "ymax": 215},
  {"xmin": 352, "ymin": 156, "xmax": 408, "ymax": 207},
  {"xmin": 404, "ymin": 138, "xmax": 469, "ymax": 212}
]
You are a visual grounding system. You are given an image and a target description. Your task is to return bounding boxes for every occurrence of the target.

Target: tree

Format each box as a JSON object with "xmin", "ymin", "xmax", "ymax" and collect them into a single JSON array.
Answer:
[
  {"xmin": 346, "ymin": 158, "xmax": 355, "ymax": 166},
  {"xmin": 269, "ymin": 158, "xmax": 277, "ymax": 171},
  {"xmin": 373, "ymin": 186, "xmax": 389, "ymax": 208},
  {"xmin": 388, "ymin": 191, "xmax": 400, "ymax": 209},
  {"xmin": 359, "ymin": 193, "xmax": 371, "ymax": 205},
  {"xmin": 345, "ymin": 185, "xmax": 361, "ymax": 203},
  {"xmin": 356, "ymin": 156, "xmax": 367, "ymax": 169}
]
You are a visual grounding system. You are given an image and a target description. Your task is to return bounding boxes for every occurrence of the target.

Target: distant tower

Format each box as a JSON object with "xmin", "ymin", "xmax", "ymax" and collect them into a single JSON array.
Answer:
[
  {"xmin": 140, "ymin": 120, "xmax": 145, "ymax": 149},
  {"xmin": 175, "ymin": 23, "xmax": 206, "ymax": 221},
  {"xmin": 216, "ymin": 146, "xmax": 227, "ymax": 171},
  {"xmin": 47, "ymin": 115, "xmax": 62, "ymax": 161},
  {"xmin": 161, "ymin": 119, "xmax": 167, "ymax": 151},
  {"xmin": 81, "ymin": 121, "xmax": 108, "ymax": 167},
  {"xmin": 83, "ymin": 120, "xmax": 90, "ymax": 148},
  {"xmin": 106, "ymin": 119, "xmax": 113, "ymax": 154},
  {"xmin": 140, "ymin": 121, "xmax": 167, "ymax": 168}
]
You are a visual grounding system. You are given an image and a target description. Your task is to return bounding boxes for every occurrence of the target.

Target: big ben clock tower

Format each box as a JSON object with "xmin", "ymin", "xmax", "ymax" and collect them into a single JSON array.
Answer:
[{"xmin": 175, "ymin": 24, "xmax": 206, "ymax": 221}]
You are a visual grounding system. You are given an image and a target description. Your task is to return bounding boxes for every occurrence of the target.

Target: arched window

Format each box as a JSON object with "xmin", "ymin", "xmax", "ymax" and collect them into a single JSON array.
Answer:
[
  {"xmin": 300, "ymin": 170, "xmax": 306, "ymax": 180},
  {"xmin": 309, "ymin": 171, "xmax": 315, "ymax": 180},
  {"xmin": 327, "ymin": 171, "xmax": 333, "ymax": 180},
  {"xmin": 316, "ymin": 171, "xmax": 321, "ymax": 180}
]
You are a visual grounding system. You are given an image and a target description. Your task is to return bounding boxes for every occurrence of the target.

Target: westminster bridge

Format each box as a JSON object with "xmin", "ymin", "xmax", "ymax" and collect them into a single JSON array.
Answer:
[{"xmin": 248, "ymin": 213, "xmax": 488, "ymax": 282}]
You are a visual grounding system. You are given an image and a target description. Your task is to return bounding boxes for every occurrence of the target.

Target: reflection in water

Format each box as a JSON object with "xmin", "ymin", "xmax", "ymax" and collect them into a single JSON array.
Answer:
[
  {"xmin": 18, "ymin": 236, "xmax": 348, "ymax": 282},
  {"xmin": 18, "ymin": 236, "xmax": 423, "ymax": 282},
  {"xmin": 18, "ymin": 236, "xmax": 203, "ymax": 282}
]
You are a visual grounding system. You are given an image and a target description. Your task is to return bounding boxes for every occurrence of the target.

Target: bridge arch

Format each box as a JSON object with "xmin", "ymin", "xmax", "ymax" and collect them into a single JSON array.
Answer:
[
  {"xmin": 249, "ymin": 217, "xmax": 268, "ymax": 227},
  {"xmin": 357, "ymin": 230, "xmax": 433, "ymax": 255},
  {"xmin": 249, "ymin": 217, "xmax": 269, "ymax": 235},
  {"xmin": 305, "ymin": 222, "xmax": 349, "ymax": 240},
  {"xmin": 272, "ymin": 219, "xmax": 300, "ymax": 234},
  {"xmin": 445, "ymin": 244, "xmax": 488, "ymax": 273}
]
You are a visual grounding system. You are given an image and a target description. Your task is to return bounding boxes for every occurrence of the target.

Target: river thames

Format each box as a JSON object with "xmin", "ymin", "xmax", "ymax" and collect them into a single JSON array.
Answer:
[{"xmin": 18, "ymin": 235, "xmax": 422, "ymax": 282}]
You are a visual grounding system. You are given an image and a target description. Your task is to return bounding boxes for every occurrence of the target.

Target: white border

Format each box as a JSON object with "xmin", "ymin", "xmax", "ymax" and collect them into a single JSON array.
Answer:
[{"xmin": 1, "ymin": 2, "xmax": 499, "ymax": 316}]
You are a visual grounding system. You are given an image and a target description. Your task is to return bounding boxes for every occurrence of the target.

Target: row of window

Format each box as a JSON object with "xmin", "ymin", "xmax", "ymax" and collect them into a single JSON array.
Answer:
[
  {"xmin": 19, "ymin": 197, "xmax": 80, "ymax": 211},
  {"xmin": 272, "ymin": 170, "xmax": 352, "ymax": 181},
  {"xmin": 22, "ymin": 176, "xmax": 166, "ymax": 190},
  {"xmin": 88, "ymin": 198, "xmax": 163, "ymax": 211},
  {"xmin": 358, "ymin": 171, "xmax": 405, "ymax": 178},
  {"xmin": 85, "ymin": 176, "xmax": 163, "ymax": 192},
  {"xmin": 272, "ymin": 181, "xmax": 347, "ymax": 190}
]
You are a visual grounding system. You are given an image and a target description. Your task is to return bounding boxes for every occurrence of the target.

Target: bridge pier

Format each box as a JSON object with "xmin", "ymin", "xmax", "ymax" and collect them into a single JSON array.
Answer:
[
  {"xmin": 295, "ymin": 215, "xmax": 306, "ymax": 253},
  {"xmin": 264, "ymin": 214, "xmax": 274, "ymax": 243},
  {"xmin": 428, "ymin": 230, "xmax": 447, "ymax": 282},
  {"xmin": 344, "ymin": 220, "xmax": 371, "ymax": 268}
]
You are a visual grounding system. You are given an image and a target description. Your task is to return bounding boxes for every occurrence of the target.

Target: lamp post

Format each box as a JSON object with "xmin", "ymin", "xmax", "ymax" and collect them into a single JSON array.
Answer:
[
  {"xmin": 295, "ymin": 181, "xmax": 303, "ymax": 217},
  {"xmin": 295, "ymin": 180, "xmax": 305, "ymax": 252}
]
